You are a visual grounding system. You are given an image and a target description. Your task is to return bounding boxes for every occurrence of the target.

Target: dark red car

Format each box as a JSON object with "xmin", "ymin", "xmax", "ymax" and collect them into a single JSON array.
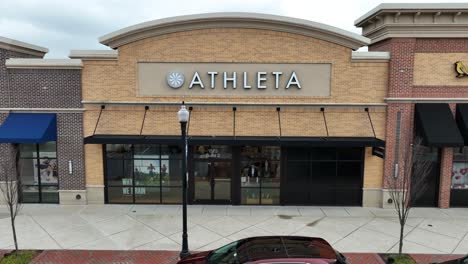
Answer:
[{"xmin": 177, "ymin": 236, "xmax": 348, "ymax": 264}]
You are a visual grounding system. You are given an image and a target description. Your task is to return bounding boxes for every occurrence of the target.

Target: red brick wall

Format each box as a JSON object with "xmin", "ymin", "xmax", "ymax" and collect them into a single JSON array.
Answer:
[{"xmin": 370, "ymin": 38, "xmax": 464, "ymax": 208}]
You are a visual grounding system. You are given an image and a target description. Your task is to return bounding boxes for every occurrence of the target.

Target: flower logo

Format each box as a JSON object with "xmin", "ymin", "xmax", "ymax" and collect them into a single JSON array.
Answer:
[{"xmin": 166, "ymin": 72, "xmax": 185, "ymax": 88}]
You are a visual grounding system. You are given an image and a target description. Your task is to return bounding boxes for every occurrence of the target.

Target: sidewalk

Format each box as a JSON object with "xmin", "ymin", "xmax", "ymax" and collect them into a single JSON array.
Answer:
[{"xmin": 0, "ymin": 204, "xmax": 468, "ymax": 254}]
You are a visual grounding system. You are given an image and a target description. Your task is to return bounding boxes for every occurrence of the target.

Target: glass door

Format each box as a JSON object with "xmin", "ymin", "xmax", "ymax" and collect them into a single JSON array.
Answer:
[
  {"xmin": 192, "ymin": 145, "xmax": 232, "ymax": 204},
  {"xmin": 193, "ymin": 161, "xmax": 231, "ymax": 203}
]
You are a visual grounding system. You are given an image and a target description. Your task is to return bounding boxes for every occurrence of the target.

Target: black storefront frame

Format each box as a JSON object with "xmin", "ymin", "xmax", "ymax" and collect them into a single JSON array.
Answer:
[
  {"xmin": 99, "ymin": 137, "xmax": 379, "ymax": 205},
  {"xmin": 281, "ymin": 147, "xmax": 365, "ymax": 206},
  {"xmin": 19, "ymin": 142, "xmax": 59, "ymax": 204},
  {"xmin": 450, "ymin": 147, "xmax": 468, "ymax": 207},
  {"xmin": 103, "ymin": 144, "xmax": 183, "ymax": 204}
]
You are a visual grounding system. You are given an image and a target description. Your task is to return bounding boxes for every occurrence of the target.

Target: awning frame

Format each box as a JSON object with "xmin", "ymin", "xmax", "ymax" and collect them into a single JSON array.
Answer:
[{"xmin": 84, "ymin": 134, "xmax": 384, "ymax": 147}]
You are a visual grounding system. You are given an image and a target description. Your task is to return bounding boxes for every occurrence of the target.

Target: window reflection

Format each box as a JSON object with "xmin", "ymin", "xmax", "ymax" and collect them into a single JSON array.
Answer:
[
  {"xmin": 240, "ymin": 146, "xmax": 280, "ymax": 205},
  {"xmin": 19, "ymin": 142, "xmax": 58, "ymax": 203},
  {"xmin": 105, "ymin": 144, "xmax": 182, "ymax": 204}
]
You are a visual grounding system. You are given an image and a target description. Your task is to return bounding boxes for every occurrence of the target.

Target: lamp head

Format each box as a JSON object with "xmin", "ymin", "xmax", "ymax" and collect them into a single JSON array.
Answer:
[{"xmin": 178, "ymin": 103, "xmax": 190, "ymax": 123}]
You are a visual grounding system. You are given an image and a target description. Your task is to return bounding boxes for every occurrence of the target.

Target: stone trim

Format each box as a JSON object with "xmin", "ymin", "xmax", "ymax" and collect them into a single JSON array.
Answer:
[
  {"xmin": 0, "ymin": 36, "xmax": 48, "ymax": 57},
  {"xmin": 69, "ymin": 50, "xmax": 118, "ymax": 60},
  {"xmin": 386, "ymin": 98, "xmax": 468, "ymax": 103},
  {"xmin": 82, "ymin": 101, "xmax": 387, "ymax": 108},
  {"xmin": 351, "ymin": 51, "xmax": 390, "ymax": 62},
  {"xmin": 99, "ymin": 12, "xmax": 370, "ymax": 50},
  {"xmin": 0, "ymin": 108, "xmax": 84, "ymax": 113},
  {"xmin": 5, "ymin": 59, "xmax": 83, "ymax": 69}
]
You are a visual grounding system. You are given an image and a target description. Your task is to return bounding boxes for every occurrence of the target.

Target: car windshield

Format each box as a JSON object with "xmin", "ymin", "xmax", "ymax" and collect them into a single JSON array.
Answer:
[
  {"xmin": 207, "ymin": 240, "xmax": 242, "ymax": 264},
  {"xmin": 206, "ymin": 237, "xmax": 337, "ymax": 264}
]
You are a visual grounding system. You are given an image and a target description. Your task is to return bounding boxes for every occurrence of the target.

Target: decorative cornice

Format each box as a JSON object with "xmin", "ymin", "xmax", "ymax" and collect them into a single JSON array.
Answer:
[
  {"xmin": 99, "ymin": 12, "xmax": 370, "ymax": 50},
  {"xmin": 355, "ymin": 3, "xmax": 468, "ymax": 26},
  {"xmin": 69, "ymin": 50, "xmax": 118, "ymax": 60},
  {"xmin": 0, "ymin": 36, "xmax": 48, "ymax": 57},
  {"xmin": 355, "ymin": 3, "xmax": 468, "ymax": 44},
  {"xmin": 5, "ymin": 59, "xmax": 83, "ymax": 69}
]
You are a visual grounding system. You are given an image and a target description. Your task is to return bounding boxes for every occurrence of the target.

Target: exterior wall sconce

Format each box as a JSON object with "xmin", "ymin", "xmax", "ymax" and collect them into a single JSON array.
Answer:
[{"xmin": 68, "ymin": 160, "xmax": 73, "ymax": 175}]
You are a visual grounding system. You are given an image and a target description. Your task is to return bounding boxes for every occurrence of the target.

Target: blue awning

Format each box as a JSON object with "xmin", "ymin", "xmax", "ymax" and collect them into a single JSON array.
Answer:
[{"xmin": 0, "ymin": 113, "xmax": 57, "ymax": 143}]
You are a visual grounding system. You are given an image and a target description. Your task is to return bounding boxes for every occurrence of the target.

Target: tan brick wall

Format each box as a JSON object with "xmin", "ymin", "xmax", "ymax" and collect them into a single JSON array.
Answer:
[
  {"xmin": 281, "ymin": 110, "xmax": 326, "ymax": 137},
  {"xmin": 85, "ymin": 144, "xmax": 103, "ymax": 185},
  {"xmin": 82, "ymin": 28, "xmax": 388, "ymax": 197},
  {"xmin": 364, "ymin": 147, "xmax": 384, "ymax": 188},
  {"xmin": 189, "ymin": 107, "xmax": 233, "ymax": 136},
  {"xmin": 82, "ymin": 28, "xmax": 388, "ymax": 104},
  {"xmin": 235, "ymin": 107, "xmax": 280, "ymax": 137},
  {"xmin": 414, "ymin": 53, "xmax": 468, "ymax": 86}
]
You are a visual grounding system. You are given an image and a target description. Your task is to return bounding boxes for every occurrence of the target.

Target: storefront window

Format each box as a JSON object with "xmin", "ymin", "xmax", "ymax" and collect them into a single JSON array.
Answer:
[
  {"xmin": 19, "ymin": 142, "xmax": 59, "ymax": 203},
  {"xmin": 240, "ymin": 146, "xmax": 280, "ymax": 205},
  {"xmin": 194, "ymin": 145, "xmax": 232, "ymax": 159},
  {"xmin": 105, "ymin": 144, "xmax": 182, "ymax": 204},
  {"xmin": 452, "ymin": 149, "xmax": 468, "ymax": 190}
]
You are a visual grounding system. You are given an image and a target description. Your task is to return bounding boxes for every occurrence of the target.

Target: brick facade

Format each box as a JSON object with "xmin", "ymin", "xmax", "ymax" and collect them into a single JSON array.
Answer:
[
  {"xmin": 7, "ymin": 69, "xmax": 81, "ymax": 108},
  {"xmin": 0, "ymin": 48, "xmax": 36, "ymax": 108},
  {"xmin": 371, "ymin": 38, "xmax": 468, "ymax": 208},
  {"xmin": 0, "ymin": 47, "xmax": 85, "ymax": 203}
]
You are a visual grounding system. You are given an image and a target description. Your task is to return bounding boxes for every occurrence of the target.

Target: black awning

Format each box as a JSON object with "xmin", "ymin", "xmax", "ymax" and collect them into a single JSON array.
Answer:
[
  {"xmin": 85, "ymin": 135, "xmax": 384, "ymax": 147},
  {"xmin": 415, "ymin": 103, "xmax": 464, "ymax": 147},
  {"xmin": 456, "ymin": 104, "xmax": 468, "ymax": 145}
]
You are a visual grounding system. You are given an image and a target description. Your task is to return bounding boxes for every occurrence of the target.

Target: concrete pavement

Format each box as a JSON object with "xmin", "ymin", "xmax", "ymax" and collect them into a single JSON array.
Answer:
[{"xmin": 0, "ymin": 204, "xmax": 467, "ymax": 254}]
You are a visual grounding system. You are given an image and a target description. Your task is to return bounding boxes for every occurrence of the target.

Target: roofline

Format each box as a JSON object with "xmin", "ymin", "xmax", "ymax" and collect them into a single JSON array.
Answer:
[
  {"xmin": 100, "ymin": 12, "xmax": 370, "ymax": 50},
  {"xmin": 0, "ymin": 36, "xmax": 49, "ymax": 57},
  {"xmin": 69, "ymin": 50, "xmax": 118, "ymax": 60},
  {"xmin": 5, "ymin": 59, "xmax": 82, "ymax": 69},
  {"xmin": 355, "ymin": 3, "xmax": 468, "ymax": 26}
]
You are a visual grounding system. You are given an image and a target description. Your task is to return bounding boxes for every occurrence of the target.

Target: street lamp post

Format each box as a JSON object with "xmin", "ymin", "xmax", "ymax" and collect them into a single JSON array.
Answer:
[{"xmin": 178, "ymin": 102, "xmax": 190, "ymax": 258}]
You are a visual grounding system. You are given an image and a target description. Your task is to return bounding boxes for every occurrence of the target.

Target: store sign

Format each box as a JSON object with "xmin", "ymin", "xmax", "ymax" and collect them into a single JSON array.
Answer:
[
  {"xmin": 455, "ymin": 61, "xmax": 468, "ymax": 78},
  {"xmin": 138, "ymin": 62, "xmax": 331, "ymax": 97}
]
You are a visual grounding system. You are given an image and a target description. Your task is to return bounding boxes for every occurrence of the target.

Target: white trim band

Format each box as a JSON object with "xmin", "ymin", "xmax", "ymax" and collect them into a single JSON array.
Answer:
[
  {"xmin": 69, "ymin": 50, "xmax": 118, "ymax": 60},
  {"xmin": 386, "ymin": 98, "xmax": 468, "ymax": 103},
  {"xmin": 99, "ymin": 12, "xmax": 370, "ymax": 50},
  {"xmin": 5, "ymin": 59, "xmax": 83, "ymax": 69},
  {"xmin": 0, "ymin": 36, "xmax": 48, "ymax": 57},
  {"xmin": 351, "ymin": 51, "xmax": 390, "ymax": 61},
  {"xmin": 82, "ymin": 101, "xmax": 387, "ymax": 107},
  {"xmin": 0, "ymin": 108, "xmax": 84, "ymax": 113}
]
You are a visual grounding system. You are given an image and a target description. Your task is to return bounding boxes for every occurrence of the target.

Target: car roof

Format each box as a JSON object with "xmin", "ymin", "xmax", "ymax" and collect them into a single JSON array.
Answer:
[
  {"xmin": 232, "ymin": 236, "xmax": 338, "ymax": 263},
  {"xmin": 247, "ymin": 257, "xmax": 334, "ymax": 264}
]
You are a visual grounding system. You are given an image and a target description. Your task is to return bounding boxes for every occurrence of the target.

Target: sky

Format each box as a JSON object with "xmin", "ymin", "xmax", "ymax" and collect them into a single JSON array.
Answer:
[{"xmin": 1, "ymin": 0, "xmax": 466, "ymax": 58}]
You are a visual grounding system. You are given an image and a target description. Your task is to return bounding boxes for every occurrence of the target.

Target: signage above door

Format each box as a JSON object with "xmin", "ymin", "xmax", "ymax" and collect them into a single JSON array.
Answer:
[{"xmin": 138, "ymin": 62, "xmax": 331, "ymax": 97}]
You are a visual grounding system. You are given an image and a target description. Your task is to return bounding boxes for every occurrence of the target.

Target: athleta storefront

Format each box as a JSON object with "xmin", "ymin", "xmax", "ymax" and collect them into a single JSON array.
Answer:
[
  {"xmin": 78, "ymin": 13, "xmax": 388, "ymax": 207},
  {"xmin": 5, "ymin": 4, "xmax": 468, "ymax": 207}
]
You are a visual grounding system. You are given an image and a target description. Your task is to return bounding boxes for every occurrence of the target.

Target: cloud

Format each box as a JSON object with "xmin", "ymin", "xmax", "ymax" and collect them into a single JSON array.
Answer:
[{"xmin": 1, "ymin": 0, "xmax": 467, "ymax": 57}]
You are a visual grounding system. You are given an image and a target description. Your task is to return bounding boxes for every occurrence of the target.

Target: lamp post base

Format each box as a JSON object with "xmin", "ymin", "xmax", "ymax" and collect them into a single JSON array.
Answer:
[{"xmin": 179, "ymin": 249, "xmax": 191, "ymax": 259}]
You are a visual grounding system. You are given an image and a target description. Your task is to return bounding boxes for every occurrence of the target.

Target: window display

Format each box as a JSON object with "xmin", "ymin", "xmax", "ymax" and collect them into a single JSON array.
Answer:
[
  {"xmin": 105, "ymin": 144, "xmax": 182, "ymax": 204},
  {"xmin": 19, "ymin": 142, "xmax": 59, "ymax": 203},
  {"xmin": 240, "ymin": 146, "xmax": 281, "ymax": 205},
  {"xmin": 452, "ymin": 148, "xmax": 468, "ymax": 190}
]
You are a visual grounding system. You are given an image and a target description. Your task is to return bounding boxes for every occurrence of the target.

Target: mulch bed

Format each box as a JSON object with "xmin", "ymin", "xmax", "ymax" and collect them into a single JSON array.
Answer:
[
  {"xmin": 30, "ymin": 250, "xmax": 180, "ymax": 264},
  {"xmin": 409, "ymin": 254, "xmax": 465, "ymax": 264}
]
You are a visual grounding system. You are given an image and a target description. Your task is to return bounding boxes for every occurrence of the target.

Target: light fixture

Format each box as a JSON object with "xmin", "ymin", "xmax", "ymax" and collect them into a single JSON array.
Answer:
[
  {"xmin": 178, "ymin": 102, "xmax": 190, "ymax": 123},
  {"xmin": 68, "ymin": 160, "xmax": 73, "ymax": 175}
]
